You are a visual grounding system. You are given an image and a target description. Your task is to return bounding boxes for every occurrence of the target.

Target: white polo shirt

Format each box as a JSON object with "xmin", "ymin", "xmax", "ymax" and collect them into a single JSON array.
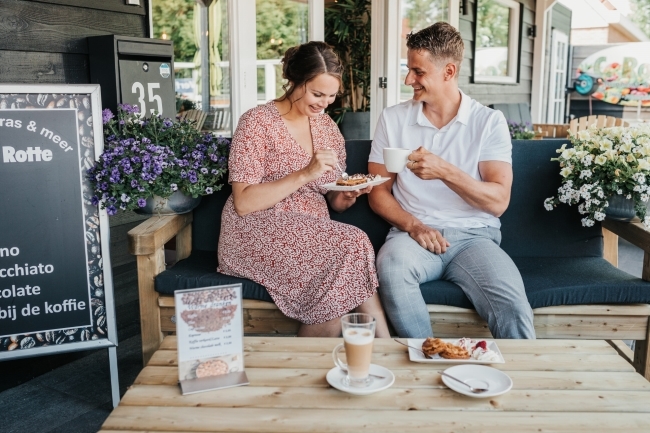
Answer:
[{"xmin": 369, "ymin": 91, "xmax": 511, "ymax": 229}]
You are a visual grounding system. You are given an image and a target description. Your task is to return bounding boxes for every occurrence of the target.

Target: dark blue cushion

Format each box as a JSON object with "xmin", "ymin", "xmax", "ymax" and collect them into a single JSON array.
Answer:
[
  {"xmin": 155, "ymin": 250, "xmax": 273, "ymax": 301},
  {"xmin": 420, "ymin": 257, "xmax": 650, "ymax": 309}
]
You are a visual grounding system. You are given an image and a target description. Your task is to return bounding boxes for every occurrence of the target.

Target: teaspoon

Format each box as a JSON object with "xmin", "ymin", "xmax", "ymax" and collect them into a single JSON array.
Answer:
[{"xmin": 438, "ymin": 370, "xmax": 489, "ymax": 393}]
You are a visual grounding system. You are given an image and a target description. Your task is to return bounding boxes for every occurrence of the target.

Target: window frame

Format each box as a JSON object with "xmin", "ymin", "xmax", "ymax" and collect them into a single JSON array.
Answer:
[{"xmin": 473, "ymin": 0, "xmax": 521, "ymax": 84}]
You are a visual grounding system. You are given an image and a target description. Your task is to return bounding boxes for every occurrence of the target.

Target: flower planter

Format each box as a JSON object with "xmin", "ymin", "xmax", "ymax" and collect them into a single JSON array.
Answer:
[
  {"xmin": 135, "ymin": 191, "xmax": 202, "ymax": 216},
  {"xmin": 605, "ymin": 195, "xmax": 636, "ymax": 221}
]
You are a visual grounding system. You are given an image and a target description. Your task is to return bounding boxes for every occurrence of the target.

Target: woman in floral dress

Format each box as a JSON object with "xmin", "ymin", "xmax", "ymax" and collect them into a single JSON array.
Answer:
[{"xmin": 218, "ymin": 42, "xmax": 390, "ymax": 337}]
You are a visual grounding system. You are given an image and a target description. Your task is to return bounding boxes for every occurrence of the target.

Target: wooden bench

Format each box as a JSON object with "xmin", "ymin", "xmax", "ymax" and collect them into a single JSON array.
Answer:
[{"xmin": 128, "ymin": 140, "xmax": 650, "ymax": 380}]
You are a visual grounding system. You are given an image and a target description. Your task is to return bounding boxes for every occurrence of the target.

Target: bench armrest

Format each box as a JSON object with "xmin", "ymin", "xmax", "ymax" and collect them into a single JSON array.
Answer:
[
  {"xmin": 603, "ymin": 218, "xmax": 650, "ymax": 281},
  {"xmin": 127, "ymin": 213, "xmax": 193, "ymax": 365}
]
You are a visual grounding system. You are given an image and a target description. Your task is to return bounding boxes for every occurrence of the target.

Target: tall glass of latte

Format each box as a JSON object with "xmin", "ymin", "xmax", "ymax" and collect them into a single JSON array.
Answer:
[{"xmin": 332, "ymin": 313, "xmax": 376, "ymax": 387}]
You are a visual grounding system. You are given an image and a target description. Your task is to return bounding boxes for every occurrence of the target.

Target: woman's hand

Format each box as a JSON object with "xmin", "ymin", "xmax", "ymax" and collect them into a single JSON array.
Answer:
[
  {"xmin": 302, "ymin": 149, "xmax": 338, "ymax": 182},
  {"xmin": 341, "ymin": 185, "xmax": 373, "ymax": 200}
]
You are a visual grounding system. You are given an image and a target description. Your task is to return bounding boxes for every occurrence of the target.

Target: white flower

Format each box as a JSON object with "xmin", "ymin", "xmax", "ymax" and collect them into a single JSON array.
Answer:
[
  {"xmin": 581, "ymin": 217, "xmax": 595, "ymax": 227},
  {"xmin": 561, "ymin": 148, "xmax": 576, "ymax": 159},
  {"xmin": 594, "ymin": 211, "xmax": 606, "ymax": 221},
  {"xmin": 634, "ymin": 185, "xmax": 643, "ymax": 192},
  {"xmin": 617, "ymin": 189, "xmax": 623, "ymax": 194},
  {"xmin": 642, "ymin": 194, "xmax": 649, "ymax": 203},
  {"xmin": 560, "ymin": 167, "xmax": 572, "ymax": 177},
  {"xmin": 578, "ymin": 203, "xmax": 587, "ymax": 214},
  {"xmin": 120, "ymin": 193, "xmax": 130, "ymax": 202},
  {"xmin": 620, "ymin": 142, "xmax": 634, "ymax": 153},
  {"xmin": 595, "ymin": 155, "xmax": 607, "ymax": 165},
  {"xmin": 578, "ymin": 130, "xmax": 591, "ymax": 140},
  {"xmin": 627, "ymin": 154, "xmax": 636, "ymax": 163},
  {"xmin": 597, "ymin": 189, "xmax": 604, "ymax": 198},
  {"xmin": 627, "ymin": 194, "xmax": 632, "ymax": 199},
  {"xmin": 582, "ymin": 154, "xmax": 593, "ymax": 166},
  {"xmin": 645, "ymin": 216, "xmax": 650, "ymax": 227},
  {"xmin": 170, "ymin": 183, "xmax": 178, "ymax": 191},
  {"xmin": 600, "ymin": 138, "xmax": 613, "ymax": 151},
  {"xmin": 544, "ymin": 198, "xmax": 554, "ymax": 211},
  {"xmin": 639, "ymin": 159, "xmax": 650, "ymax": 170},
  {"xmin": 579, "ymin": 169, "xmax": 592, "ymax": 179}
]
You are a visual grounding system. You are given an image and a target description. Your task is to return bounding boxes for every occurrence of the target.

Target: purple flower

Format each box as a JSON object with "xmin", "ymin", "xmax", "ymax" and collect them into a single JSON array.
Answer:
[
  {"xmin": 102, "ymin": 109, "xmax": 114, "ymax": 125},
  {"xmin": 137, "ymin": 198, "xmax": 147, "ymax": 208},
  {"xmin": 131, "ymin": 179, "xmax": 140, "ymax": 188},
  {"xmin": 163, "ymin": 119, "xmax": 173, "ymax": 128},
  {"xmin": 91, "ymin": 195, "xmax": 99, "ymax": 206},
  {"xmin": 106, "ymin": 205, "xmax": 117, "ymax": 215},
  {"xmin": 201, "ymin": 168, "xmax": 208, "ymax": 174},
  {"xmin": 189, "ymin": 174, "xmax": 198, "ymax": 184}
]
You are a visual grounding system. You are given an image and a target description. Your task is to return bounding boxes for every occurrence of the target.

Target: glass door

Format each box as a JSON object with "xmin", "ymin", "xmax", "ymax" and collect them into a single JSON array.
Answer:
[{"xmin": 546, "ymin": 29, "xmax": 568, "ymax": 124}]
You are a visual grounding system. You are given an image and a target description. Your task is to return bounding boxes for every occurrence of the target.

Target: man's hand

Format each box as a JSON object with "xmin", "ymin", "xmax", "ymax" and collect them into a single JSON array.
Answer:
[
  {"xmin": 407, "ymin": 147, "xmax": 449, "ymax": 180},
  {"xmin": 408, "ymin": 223, "xmax": 450, "ymax": 254}
]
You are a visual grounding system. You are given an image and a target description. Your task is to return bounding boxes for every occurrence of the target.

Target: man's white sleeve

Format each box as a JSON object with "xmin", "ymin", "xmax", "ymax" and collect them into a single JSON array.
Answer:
[{"xmin": 479, "ymin": 110, "xmax": 512, "ymax": 164}]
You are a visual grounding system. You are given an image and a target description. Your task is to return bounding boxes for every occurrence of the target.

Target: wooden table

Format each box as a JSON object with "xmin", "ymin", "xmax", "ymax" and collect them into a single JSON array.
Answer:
[{"xmin": 101, "ymin": 336, "xmax": 650, "ymax": 432}]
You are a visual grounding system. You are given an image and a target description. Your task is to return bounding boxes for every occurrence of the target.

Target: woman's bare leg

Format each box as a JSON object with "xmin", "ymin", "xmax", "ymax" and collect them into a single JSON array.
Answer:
[
  {"xmin": 297, "ymin": 317, "xmax": 342, "ymax": 337},
  {"xmin": 356, "ymin": 293, "xmax": 391, "ymax": 338}
]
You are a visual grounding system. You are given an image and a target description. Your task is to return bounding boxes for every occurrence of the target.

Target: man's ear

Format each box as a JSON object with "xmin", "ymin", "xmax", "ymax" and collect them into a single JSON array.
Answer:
[{"xmin": 443, "ymin": 62, "xmax": 457, "ymax": 81}]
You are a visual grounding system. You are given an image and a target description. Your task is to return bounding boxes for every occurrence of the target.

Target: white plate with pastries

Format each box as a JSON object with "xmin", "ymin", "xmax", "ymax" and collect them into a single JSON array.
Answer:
[
  {"xmin": 406, "ymin": 338, "xmax": 505, "ymax": 364},
  {"xmin": 322, "ymin": 175, "xmax": 390, "ymax": 191}
]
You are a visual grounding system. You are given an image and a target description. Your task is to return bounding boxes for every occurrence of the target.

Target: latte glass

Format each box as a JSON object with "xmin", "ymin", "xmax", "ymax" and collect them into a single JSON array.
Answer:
[{"xmin": 332, "ymin": 313, "xmax": 376, "ymax": 388}]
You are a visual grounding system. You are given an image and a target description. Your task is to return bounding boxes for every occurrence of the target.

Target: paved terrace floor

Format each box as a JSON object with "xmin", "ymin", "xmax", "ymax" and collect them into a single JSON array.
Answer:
[{"xmin": 0, "ymin": 238, "xmax": 645, "ymax": 433}]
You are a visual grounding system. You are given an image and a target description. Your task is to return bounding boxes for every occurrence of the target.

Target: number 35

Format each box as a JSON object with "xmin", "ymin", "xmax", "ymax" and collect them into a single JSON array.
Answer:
[{"xmin": 131, "ymin": 82, "xmax": 163, "ymax": 116}]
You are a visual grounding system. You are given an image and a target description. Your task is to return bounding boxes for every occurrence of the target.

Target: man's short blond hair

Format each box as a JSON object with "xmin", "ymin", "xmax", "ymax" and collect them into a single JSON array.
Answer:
[{"xmin": 406, "ymin": 22, "xmax": 464, "ymax": 76}]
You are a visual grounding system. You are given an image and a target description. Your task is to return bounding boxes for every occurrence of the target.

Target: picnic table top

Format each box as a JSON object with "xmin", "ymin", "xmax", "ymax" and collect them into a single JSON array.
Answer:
[{"xmin": 100, "ymin": 336, "xmax": 650, "ymax": 433}]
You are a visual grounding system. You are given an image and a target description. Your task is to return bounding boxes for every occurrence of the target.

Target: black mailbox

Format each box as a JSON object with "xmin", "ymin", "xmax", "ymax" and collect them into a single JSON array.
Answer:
[{"xmin": 88, "ymin": 35, "xmax": 176, "ymax": 118}]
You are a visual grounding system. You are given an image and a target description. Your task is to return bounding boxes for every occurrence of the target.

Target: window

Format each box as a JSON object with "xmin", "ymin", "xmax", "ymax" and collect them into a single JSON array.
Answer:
[
  {"xmin": 152, "ymin": 0, "xmax": 232, "ymax": 135},
  {"xmin": 399, "ymin": 0, "xmax": 459, "ymax": 102},
  {"xmin": 474, "ymin": 0, "xmax": 520, "ymax": 84},
  {"xmin": 256, "ymin": 0, "xmax": 309, "ymax": 104}
]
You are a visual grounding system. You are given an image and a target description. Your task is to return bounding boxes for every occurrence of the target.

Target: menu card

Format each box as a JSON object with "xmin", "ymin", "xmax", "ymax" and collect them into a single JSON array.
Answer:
[{"xmin": 175, "ymin": 284, "xmax": 248, "ymax": 395}]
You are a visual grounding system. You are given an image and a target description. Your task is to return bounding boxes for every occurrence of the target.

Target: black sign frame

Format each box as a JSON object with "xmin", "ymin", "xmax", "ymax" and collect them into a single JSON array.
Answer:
[{"xmin": 0, "ymin": 84, "xmax": 117, "ymax": 360}]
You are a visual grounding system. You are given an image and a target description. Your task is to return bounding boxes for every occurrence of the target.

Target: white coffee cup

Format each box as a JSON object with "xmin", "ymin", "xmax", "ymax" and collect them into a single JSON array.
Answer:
[{"xmin": 383, "ymin": 148, "xmax": 412, "ymax": 173}]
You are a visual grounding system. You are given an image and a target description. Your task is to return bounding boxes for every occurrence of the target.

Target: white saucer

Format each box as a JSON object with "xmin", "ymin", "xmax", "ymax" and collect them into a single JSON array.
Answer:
[
  {"xmin": 326, "ymin": 364, "xmax": 395, "ymax": 395},
  {"xmin": 441, "ymin": 365, "xmax": 513, "ymax": 398}
]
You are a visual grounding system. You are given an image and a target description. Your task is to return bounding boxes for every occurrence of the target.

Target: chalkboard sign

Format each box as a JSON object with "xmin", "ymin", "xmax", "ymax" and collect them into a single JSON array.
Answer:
[{"xmin": 0, "ymin": 85, "xmax": 117, "ymax": 359}]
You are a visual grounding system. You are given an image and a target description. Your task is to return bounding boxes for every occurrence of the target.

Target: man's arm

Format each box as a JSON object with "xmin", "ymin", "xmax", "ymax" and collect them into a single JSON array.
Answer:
[
  {"xmin": 408, "ymin": 148, "xmax": 512, "ymax": 217},
  {"xmin": 368, "ymin": 162, "xmax": 450, "ymax": 254}
]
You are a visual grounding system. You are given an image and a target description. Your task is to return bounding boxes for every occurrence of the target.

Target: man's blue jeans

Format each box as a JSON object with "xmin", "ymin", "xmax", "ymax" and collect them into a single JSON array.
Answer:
[{"xmin": 376, "ymin": 226, "xmax": 536, "ymax": 339}]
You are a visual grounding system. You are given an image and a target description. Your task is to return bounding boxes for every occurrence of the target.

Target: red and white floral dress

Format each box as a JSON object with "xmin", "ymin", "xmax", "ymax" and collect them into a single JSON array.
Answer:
[{"xmin": 217, "ymin": 101, "xmax": 378, "ymax": 325}]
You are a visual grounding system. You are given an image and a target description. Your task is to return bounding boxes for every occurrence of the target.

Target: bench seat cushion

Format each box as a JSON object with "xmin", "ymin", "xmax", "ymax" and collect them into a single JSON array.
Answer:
[
  {"xmin": 157, "ymin": 252, "xmax": 650, "ymax": 310},
  {"xmin": 421, "ymin": 257, "xmax": 650, "ymax": 309},
  {"xmin": 155, "ymin": 250, "xmax": 273, "ymax": 302}
]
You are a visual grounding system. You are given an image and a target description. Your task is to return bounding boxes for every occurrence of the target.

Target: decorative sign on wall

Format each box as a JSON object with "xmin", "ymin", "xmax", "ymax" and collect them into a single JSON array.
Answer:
[
  {"xmin": 577, "ymin": 42, "xmax": 650, "ymax": 107},
  {"xmin": 0, "ymin": 85, "xmax": 117, "ymax": 360},
  {"xmin": 175, "ymin": 284, "xmax": 248, "ymax": 395}
]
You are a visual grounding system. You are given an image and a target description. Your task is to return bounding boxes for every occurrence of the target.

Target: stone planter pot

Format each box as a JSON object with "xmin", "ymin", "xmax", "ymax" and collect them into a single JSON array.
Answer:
[
  {"xmin": 135, "ymin": 191, "xmax": 202, "ymax": 216},
  {"xmin": 605, "ymin": 194, "xmax": 636, "ymax": 221},
  {"xmin": 338, "ymin": 111, "xmax": 370, "ymax": 140}
]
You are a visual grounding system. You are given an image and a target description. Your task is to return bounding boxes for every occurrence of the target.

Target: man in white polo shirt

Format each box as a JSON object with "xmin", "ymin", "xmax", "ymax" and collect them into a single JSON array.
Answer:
[{"xmin": 368, "ymin": 22, "xmax": 535, "ymax": 339}]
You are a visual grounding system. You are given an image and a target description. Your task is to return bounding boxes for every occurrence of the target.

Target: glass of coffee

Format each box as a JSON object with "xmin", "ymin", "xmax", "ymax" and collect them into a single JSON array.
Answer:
[{"xmin": 332, "ymin": 313, "xmax": 376, "ymax": 388}]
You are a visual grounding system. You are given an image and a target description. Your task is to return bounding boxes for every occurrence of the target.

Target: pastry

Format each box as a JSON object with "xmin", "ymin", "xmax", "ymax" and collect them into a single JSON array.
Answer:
[
  {"xmin": 335, "ymin": 173, "xmax": 381, "ymax": 186},
  {"xmin": 421, "ymin": 337, "xmax": 448, "ymax": 356}
]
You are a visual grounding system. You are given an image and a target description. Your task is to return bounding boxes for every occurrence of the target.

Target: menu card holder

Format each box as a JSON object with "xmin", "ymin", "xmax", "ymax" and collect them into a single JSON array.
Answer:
[{"xmin": 175, "ymin": 284, "xmax": 249, "ymax": 395}]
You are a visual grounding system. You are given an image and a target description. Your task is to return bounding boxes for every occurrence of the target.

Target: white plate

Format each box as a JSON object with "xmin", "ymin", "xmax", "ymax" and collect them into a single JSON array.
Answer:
[
  {"xmin": 441, "ymin": 365, "xmax": 513, "ymax": 398},
  {"xmin": 406, "ymin": 338, "xmax": 505, "ymax": 364},
  {"xmin": 326, "ymin": 364, "xmax": 395, "ymax": 395},
  {"xmin": 322, "ymin": 176, "xmax": 390, "ymax": 191}
]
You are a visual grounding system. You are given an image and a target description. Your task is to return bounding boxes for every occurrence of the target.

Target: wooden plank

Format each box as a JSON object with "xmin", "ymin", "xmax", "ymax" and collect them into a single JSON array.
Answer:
[
  {"xmin": 128, "ymin": 213, "xmax": 193, "ymax": 256},
  {"xmin": 148, "ymin": 350, "xmax": 634, "ymax": 372},
  {"xmin": 0, "ymin": 0, "xmax": 146, "ymax": 54},
  {"xmin": 602, "ymin": 219, "xmax": 650, "ymax": 253},
  {"xmin": 608, "ymin": 340, "xmax": 634, "ymax": 364},
  {"xmin": 158, "ymin": 336, "xmax": 618, "ymax": 354},
  {"xmin": 634, "ymin": 318, "xmax": 650, "ymax": 380},
  {"xmin": 429, "ymin": 303, "xmax": 650, "ymax": 316},
  {"xmin": 31, "ymin": 0, "xmax": 146, "ymax": 15},
  {"xmin": 120, "ymin": 384, "xmax": 650, "ymax": 413},
  {"xmin": 0, "ymin": 50, "xmax": 88, "ymax": 83},
  {"xmin": 134, "ymin": 366, "xmax": 650, "ymax": 391},
  {"xmin": 603, "ymin": 227, "xmax": 619, "ymax": 267},
  {"xmin": 175, "ymin": 223, "xmax": 192, "ymax": 262},
  {"xmin": 137, "ymin": 251, "xmax": 166, "ymax": 366},
  {"xmin": 100, "ymin": 407, "xmax": 650, "ymax": 432}
]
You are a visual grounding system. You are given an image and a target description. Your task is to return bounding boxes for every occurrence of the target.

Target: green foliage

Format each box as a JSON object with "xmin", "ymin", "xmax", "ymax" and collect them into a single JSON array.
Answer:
[
  {"xmin": 403, "ymin": 0, "xmax": 448, "ymax": 33},
  {"xmin": 476, "ymin": 0, "xmax": 510, "ymax": 49},
  {"xmin": 325, "ymin": 0, "xmax": 372, "ymax": 117},
  {"xmin": 630, "ymin": 0, "xmax": 650, "ymax": 38},
  {"xmin": 152, "ymin": 0, "xmax": 197, "ymax": 64}
]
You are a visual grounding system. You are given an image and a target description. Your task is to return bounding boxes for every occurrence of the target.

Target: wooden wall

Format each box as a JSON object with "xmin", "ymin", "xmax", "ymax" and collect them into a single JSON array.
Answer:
[
  {"xmin": 458, "ymin": 0, "xmax": 535, "ymax": 107},
  {"xmin": 0, "ymin": 0, "xmax": 149, "ymax": 85}
]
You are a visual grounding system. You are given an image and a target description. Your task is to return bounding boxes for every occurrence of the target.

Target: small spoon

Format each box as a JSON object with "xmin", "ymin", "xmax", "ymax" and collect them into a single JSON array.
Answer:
[
  {"xmin": 438, "ymin": 370, "xmax": 489, "ymax": 393},
  {"xmin": 336, "ymin": 162, "xmax": 349, "ymax": 180},
  {"xmin": 393, "ymin": 338, "xmax": 433, "ymax": 359}
]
